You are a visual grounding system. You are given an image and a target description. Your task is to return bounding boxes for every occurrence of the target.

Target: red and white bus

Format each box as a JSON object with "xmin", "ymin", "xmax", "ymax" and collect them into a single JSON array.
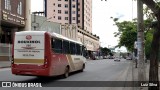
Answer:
[{"xmin": 12, "ymin": 31, "xmax": 87, "ymax": 78}]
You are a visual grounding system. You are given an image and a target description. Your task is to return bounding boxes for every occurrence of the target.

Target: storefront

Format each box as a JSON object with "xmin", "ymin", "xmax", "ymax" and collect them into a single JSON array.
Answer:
[{"xmin": 0, "ymin": 0, "xmax": 26, "ymax": 61}]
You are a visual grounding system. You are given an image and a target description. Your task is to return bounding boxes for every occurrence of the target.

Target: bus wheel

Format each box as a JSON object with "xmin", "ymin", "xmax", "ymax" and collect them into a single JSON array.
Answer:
[
  {"xmin": 63, "ymin": 66, "xmax": 69, "ymax": 78},
  {"xmin": 80, "ymin": 64, "xmax": 85, "ymax": 72}
]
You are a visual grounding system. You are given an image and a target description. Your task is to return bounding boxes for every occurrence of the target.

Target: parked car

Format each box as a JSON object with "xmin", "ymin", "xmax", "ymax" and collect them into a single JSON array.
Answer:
[
  {"xmin": 108, "ymin": 56, "xmax": 114, "ymax": 59},
  {"xmin": 126, "ymin": 57, "xmax": 132, "ymax": 60},
  {"xmin": 114, "ymin": 57, "xmax": 121, "ymax": 61},
  {"xmin": 103, "ymin": 56, "xmax": 107, "ymax": 59},
  {"xmin": 114, "ymin": 59, "xmax": 120, "ymax": 62}
]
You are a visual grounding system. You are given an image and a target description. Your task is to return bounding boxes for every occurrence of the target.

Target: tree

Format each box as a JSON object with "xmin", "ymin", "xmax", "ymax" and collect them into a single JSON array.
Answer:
[
  {"xmin": 140, "ymin": 0, "xmax": 160, "ymax": 90},
  {"xmin": 113, "ymin": 20, "xmax": 137, "ymax": 52},
  {"xmin": 112, "ymin": 18, "xmax": 153, "ymax": 60},
  {"xmin": 145, "ymin": 30, "xmax": 153, "ymax": 59},
  {"xmin": 101, "ymin": 47, "xmax": 111, "ymax": 56}
]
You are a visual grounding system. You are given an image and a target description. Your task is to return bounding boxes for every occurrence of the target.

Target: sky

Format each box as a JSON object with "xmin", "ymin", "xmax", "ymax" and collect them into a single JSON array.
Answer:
[{"xmin": 31, "ymin": 0, "xmax": 137, "ymax": 52}]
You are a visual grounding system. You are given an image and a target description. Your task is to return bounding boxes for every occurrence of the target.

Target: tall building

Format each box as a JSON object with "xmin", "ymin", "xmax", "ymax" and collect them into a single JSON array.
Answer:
[
  {"xmin": 45, "ymin": 0, "xmax": 92, "ymax": 33},
  {"xmin": 45, "ymin": 0, "xmax": 100, "ymax": 59}
]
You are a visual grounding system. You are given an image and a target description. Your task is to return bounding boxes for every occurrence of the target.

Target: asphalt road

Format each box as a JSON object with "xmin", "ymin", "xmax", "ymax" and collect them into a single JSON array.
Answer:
[{"xmin": 0, "ymin": 59, "xmax": 132, "ymax": 90}]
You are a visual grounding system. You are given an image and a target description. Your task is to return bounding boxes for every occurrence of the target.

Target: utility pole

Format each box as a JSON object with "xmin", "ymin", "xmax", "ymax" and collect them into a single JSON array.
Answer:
[
  {"xmin": 137, "ymin": 0, "xmax": 146, "ymax": 82},
  {"xmin": 25, "ymin": 0, "xmax": 31, "ymax": 31}
]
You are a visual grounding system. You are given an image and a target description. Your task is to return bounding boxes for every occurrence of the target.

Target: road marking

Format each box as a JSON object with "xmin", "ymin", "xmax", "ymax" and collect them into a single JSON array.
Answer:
[{"xmin": 0, "ymin": 68, "xmax": 10, "ymax": 72}]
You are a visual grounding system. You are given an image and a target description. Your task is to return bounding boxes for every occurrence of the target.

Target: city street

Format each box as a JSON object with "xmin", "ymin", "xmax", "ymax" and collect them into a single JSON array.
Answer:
[
  {"xmin": 1, "ymin": 0, "xmax": 160, "ymax": 90},
  {"xmin": 0, "ymin": 59, "xmax": 133, "ymax": 90}
]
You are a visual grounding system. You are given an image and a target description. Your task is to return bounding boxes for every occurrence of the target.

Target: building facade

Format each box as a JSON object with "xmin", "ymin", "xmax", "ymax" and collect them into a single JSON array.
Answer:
[
  {"xmin": 0, "ymin": 0, "xmax": 27, "ymax": 61},
  {"xmin": 45, "ymin": 0, "xmax": 92, "ymax": 33},
  {"xmin": 44, "ymin": 0, "xmax": 99, "ymax": 54}
]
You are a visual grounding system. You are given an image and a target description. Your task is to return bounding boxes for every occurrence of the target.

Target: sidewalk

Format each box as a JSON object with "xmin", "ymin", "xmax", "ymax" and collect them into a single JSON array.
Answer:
[
  {"xmin": 132, "ymin": 60, "xmax": 160, "ymax": 90},
  {"xmin": 0, "ymin": 61, "xmax": 11, "ymax": 68},
  {"xmin": 132, "ymin": 61, "xmax": 149, "ymax": 90}
]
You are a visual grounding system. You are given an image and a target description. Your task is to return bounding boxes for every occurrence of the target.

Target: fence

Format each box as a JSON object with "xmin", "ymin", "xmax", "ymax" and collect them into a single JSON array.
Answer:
[{"xmin": 0, "ymin": 43, "xmax": 12, "ymax": 61}]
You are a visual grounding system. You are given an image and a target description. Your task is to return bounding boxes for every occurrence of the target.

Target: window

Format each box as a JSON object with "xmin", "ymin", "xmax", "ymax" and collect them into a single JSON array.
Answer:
[
  {"xmin": 65, "ymin": 0, "xmax": 68, "ymax": 1},
  {"xmin": 58, "ymin": 10, "xmax": 61, "ymax": 14},
  {"xmin": 58, "ymin": 4, "xmax": 61, "ymax": 7},
  {"xmin": 5, "ymin": 0, "xmax": 11, "ymax": 11},
  {"xmin": 17, "ymin": 2, "xmax": 22, "ymax": 15},
  {"xmin": 70, "ymin": 42, "xmax": 76, "ymax": 54},
  {"xmin": 58, "ymin": 16, "xmax": 61, "ymax": 20},
  {"xmin": 78, "ymin": 20, "xmax": 80, "ymax": 23},
  {"xmin": 76, "ymin": 44, "xmax": 81, "ymax": 55},
  {"xmin": 65, "ymin": 17, "xmax": 68, "ymax": 20},
  {"xmin": 72, "ymin": 11, "xmax": 75, "ymax": 14},
  {"xmin": 72, "ymin": 5, "xmax": 75, "ymax": 8},
  {"xmin": 65, "ymin": 4, "xmax": 68, "ymax": 8},
  {"xmin": 65, "ymin": 10, "xmax": 68, "ymax": 14},
  {"xmin": 58, "ymin": 0, "xmax": 61, "ymax": 1},
  {"xmin": 73, "ymin": 17, "xmax": 75, "ymax": 20},
  {"xmin": 51, "ymin": 38, "xmax": 62, "ymax": 53},
  {"xmin": 63, "ymin": 40, "xmax": 70, "ymax": 54}
]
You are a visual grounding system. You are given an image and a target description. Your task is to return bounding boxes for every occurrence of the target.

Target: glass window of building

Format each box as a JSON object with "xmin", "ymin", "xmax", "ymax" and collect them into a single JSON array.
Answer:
[
  {"xmin": 58, "ymin": 10, "xmax": 61, "ymax": 14},
  {"xmin": 78, "ymin": 20, "xmax": 80, "ymax": 23},
  {"xmin": 72, "ymin": 11, "xmax": 75, "ymax": 14},
  {"xmin": 58, "ymin": 16, "xmax": 61, "ymax": 20},
  {"xmin": 65, "ymin": 17, "xmax": 68, "ymax": 20},
  {"xmin": 73, "ymin": 17, "xmax": 75, "ymax": 20},
  {"xmin": 65, "ymin": 4, "xmax": 68, "ymax": 8},
  {"xmin": 5, "ymin": 0, "xmax": 11, "ymax": 10},
  {"xmin": 72, "ymin": 5, "xmax": 75, "ymax": 8},
  {"xmin": 58, "ymin": 4, "xmax": 61, "ymax": 7},
  {"xmin": 65, "ymin": 11, "xmax": 68, "ymax": 14}
]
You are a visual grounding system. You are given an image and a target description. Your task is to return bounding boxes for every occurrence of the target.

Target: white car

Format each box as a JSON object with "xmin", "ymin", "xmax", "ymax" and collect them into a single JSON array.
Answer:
[
  {"xmin": 126, "ymin": 57, "xmax": 132, "ymax": 60},
  {"xmin": 114, "ymin": 57, "xmax": 120, "ymax": 61}
]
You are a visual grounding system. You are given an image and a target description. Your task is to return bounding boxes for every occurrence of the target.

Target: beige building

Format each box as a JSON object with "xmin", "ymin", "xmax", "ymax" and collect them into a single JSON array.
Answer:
[
  {"xmin": 45, "ymin": 0, "xmax": 92, "ymax": 32},
  {"xmin": 45, "ymin": 0, "xmax": 99, "ymax": 53}
]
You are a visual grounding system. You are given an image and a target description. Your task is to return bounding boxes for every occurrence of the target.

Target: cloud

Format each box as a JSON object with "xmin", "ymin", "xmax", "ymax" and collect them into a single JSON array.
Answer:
[{"xmin": 115, "ymin": 13, "xmax": 125, "ymax": 18}]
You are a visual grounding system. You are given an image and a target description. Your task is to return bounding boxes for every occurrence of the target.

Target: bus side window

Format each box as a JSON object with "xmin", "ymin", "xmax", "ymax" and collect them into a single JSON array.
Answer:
[
  {"xmin": 52, "ymin": 38, "xmax": 62, "ymax": 53},
  {"xmin": 70, "ymin": 42, "xmax": 76, "ymax": 55},
  {"xmin": 63, "ymin": 40, "xmax": 70, "ymax": 54},
  {"xmin": 76, "ymin": 44, "xmax": 81, "ymax": 55},
  {"xmin": 80, "ymin": 45, "xmax": 83, "ymax": 55}
]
